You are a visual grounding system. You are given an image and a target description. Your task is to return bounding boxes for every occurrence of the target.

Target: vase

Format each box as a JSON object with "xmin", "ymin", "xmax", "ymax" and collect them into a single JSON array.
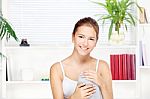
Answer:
[{"xmin": 109, "ymin": 30, "xmax": 125, "ymax": 45}]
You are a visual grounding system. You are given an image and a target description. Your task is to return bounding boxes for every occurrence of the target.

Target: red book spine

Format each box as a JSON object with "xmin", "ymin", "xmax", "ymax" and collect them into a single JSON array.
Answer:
[
  {"xmin": 134, "ymin": 54, "xmax": 136, "ymax": 80},
  {"xmin": 114, "ymin": 54, "xmax": 119, "ymax": 80},
  {"xmin": 130, "ymin": 54, "xmax": 136, "ymax": 80},
  {"xmin": 110, "ymin": 54, "xmax": 115, "ymax": 80},
  {"xmin": 119, "ymin": 54, "xmax": 123, "ymax": 80},
  {"xmin": 127, "ymin": 54, "xmax": 131, "ymax": 80},
  {"xmin": 122, "ymin": 54, "xmax": 127, "ymax": 80}
]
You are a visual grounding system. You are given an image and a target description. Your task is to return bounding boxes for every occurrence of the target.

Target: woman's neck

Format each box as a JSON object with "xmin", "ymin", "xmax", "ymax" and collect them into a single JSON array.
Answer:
[{"xmin": 70, "ymin": 48, "xmax": 91, "ymax": 64}]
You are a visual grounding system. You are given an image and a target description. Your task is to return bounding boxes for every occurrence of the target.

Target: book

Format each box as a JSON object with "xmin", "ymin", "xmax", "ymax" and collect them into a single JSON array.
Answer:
[
  {"xmin": 139, "ymin": 7, "xmax": 148, "ymax": 24},
  {"xmin": 139, "ymin": 41, "xmax": 144, "ymax": 66},
  {"xmin": 122, "ymin": 54, "xmax": 127, "ymax": 80},
  {"xmin": 130, "ymin": 54, "xmax": 136, "ymax": 80},
  {"xmin": 118, "ymin": 54, "xmax": 123, "ymax": 80},
  {"xmin": 110, "ymin": 54, "xmax": 115, "ymax": 80},
  {"xmin": 126, "ymin": 54, "xmax": 131, "ymax": 80},
  {"xmin": 114, "ymin": 54, "xmax": 119, "ymax": 80},
  {"xmin": 142, "ymin": 43, "xmax": 148, "ymax": 66}
]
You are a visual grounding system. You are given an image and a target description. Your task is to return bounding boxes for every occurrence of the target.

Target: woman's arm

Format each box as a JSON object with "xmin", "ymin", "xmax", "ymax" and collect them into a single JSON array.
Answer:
[
  {"xmin": 50, "ymin": 63, "xmax": 64, "ymax": 99},
  {"xmin": 98, "ymin": 60, "xmax": 113, "ymax": 99}
]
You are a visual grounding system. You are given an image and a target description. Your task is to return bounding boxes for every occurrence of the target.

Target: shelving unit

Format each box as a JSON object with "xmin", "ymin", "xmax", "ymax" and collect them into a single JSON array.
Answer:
[{"xmin": 136, "ymin": 0, "xmax": 150, "ymax": 98}]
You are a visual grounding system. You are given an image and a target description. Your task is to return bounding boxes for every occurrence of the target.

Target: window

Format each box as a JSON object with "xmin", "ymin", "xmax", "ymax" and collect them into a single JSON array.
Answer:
[{"xmin": 5, "ymin": 0, "xmax": 136, "ymax": 46}]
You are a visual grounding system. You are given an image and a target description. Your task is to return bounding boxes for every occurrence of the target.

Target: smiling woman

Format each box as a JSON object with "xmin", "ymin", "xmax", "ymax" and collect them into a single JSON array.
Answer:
[{"xmin": 50, "ymin": 17, "xmax": 113, "ymax": 99}]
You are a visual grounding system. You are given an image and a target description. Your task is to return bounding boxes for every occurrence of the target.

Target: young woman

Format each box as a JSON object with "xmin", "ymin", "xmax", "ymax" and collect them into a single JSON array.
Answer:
[{"xmin": 50, "ymin": 17, "xmax": 113, "ymax": 99}]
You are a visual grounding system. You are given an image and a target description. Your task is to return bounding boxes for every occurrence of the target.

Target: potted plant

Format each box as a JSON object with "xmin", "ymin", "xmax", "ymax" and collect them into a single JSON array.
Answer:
[
  {"xmin": 90, "ymin": 0, "xmax": 141, "ymax": 44},
  {"xmin": 0, "ymin": 15, "xmax": 19, "ymax": 57}
]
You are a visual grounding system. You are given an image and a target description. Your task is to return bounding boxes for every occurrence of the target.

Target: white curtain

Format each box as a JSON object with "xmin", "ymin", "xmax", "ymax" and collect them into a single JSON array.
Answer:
[{"xmin": 5, "ymin": 0, "xmax": 136, "ymax": 46}]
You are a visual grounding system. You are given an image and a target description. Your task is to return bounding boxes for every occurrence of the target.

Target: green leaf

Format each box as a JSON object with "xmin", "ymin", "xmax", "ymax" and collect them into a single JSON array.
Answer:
[
  {"xmin": 108, "ymin": 20, "xmax": 114, "ymax": 40},
  {"xmin": 102, "ymin": 15, "xmax": 112, "ymax": 20},
  {"xmin": 127, "ymin": 12, "xmax": 135, "ymax": 26},
  {"xmin": 3, "ymin": 19, "xmax": 18, "ymax": 41},
  {"xmin": 0, "ymin": 24, "xmax": 5, "ymax": 40},
  {"xmin": 124, "ymin": 18, "xmax": 133, "ymax": 25},
  {"xmin": 125, "ymin": 24, "xmax": 128, "ymax": 31},
  {"xmin": 127, "ymin": 2, "xmax": 135, "ymax": 8},
  {"xmin": 0, "ymin": 16, "xmax": 19, "ymax": 41}
]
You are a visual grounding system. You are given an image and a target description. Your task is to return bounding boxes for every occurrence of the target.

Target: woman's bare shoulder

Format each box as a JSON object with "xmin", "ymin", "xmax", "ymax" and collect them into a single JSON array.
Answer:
[
  {"xmin": 50, "ymin": 62, "xmax": 62, "ymax": 77},
  {"xmin": 50, "ymin": 62, "xmax": 60, "ymax": 71},
  {"xmin": 99, "ymin": 60, "xmax": 109, "ymax": 67},
  {"xmin": 98, "ymin": 60, "xmax": 110, "ymax": 74}
]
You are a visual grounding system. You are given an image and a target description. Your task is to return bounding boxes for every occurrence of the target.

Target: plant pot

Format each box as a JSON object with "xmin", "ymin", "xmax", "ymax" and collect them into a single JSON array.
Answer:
[{"xmin": 109, "ymin": 31, "xmax": 125, "ymax": 45}]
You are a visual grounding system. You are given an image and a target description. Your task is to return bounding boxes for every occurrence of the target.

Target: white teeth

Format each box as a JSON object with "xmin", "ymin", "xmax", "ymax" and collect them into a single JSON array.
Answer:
[
  {"xmin": 82, "ymin": 48, "xmax": 87, "ymax": 50},
  {"xmin": 80, "ymin": 46, "xmax": 88, "ymax": 50}
]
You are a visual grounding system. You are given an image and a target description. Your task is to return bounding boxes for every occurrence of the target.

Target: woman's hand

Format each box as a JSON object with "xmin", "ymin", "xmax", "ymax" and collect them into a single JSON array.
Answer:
[
  {"xmin": 80, "ymin": 70, "xmax": 105, "ymax": 87},
  {"xmin": 69, "ymin": 83, "xmax": 96, "ymax": 99}
]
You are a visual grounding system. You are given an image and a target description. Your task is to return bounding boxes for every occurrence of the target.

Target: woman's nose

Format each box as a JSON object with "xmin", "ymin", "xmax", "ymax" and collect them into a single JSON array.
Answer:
[{"xmin": 83, "ymin": 39, "xmax": 88, "ymax": 46}]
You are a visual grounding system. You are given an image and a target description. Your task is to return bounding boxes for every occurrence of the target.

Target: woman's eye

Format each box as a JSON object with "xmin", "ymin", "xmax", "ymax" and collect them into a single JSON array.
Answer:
[
  {"xmin": 89, "ymin": 38, "xmax": 95, "ymax": 41},
  {"xmin": 78, "ymin": 36, "xmax": 84, "ymax": 38}
]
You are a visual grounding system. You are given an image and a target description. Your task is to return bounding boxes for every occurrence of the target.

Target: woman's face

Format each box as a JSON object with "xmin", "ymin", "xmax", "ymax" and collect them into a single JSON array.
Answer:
[{"xmin": 73, "ymin": 25, "xmax": 97, "ymax": 56}]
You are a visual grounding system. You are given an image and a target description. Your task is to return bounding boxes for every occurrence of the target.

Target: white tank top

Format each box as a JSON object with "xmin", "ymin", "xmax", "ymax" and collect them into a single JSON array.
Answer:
[{"xmin": 60, "ymin": 59, "xmax": 103, "ymax": 99}]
